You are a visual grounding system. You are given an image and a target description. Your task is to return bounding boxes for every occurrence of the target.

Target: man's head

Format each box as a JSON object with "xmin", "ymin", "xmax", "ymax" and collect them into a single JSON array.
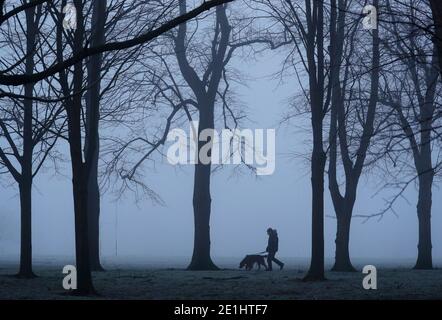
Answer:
[{"xmin": 267, "ymin": 228, "xmax": 272, "ymax": 235}]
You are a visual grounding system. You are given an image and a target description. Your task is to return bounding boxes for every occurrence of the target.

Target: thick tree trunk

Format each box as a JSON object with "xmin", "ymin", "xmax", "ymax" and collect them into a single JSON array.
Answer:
[
  {"xmin": 69, "ymin": 122, "xmax": 94, "ymax": 293},
  {"xmin": 17, "ymin": 87, "xmax": 34, "ymax": 279},
  {"xmin": 303, "ymin": 0, "xmax": 326, "ymax": 282},
  {"xmin": 187, "ymin": 104, "xmax": 218, "ymax": 271},
  {"xmin": 87, "ymin": 173, "xmax": 103, "ymax": 271},
  {"xmin": 175, "ymin": 0, "xmax": 228, "ymax": 271},
  {"xmin": 85, "ymin": 120, "xmax": 102, "ymax": 273},
  {"xmin": 332, "ymin": 208, "xmax": 356, "ymax": 272},
  {"xmin": 414, "ymin": 172, "xmax": 433, "ymax": 269},
  {"xmin": 304, "ymin": 124, "xmax": 326, "ymax": 281},
  {"xmin": 72, "ymin": 176, "xmax": 94, "ymax": 293},
  {"xmin": 65, "ymin": 0, "xmax": 94, "ymax": 294},
  {"xmin": 85, "ymin": 0, "xmax": 106, "ymax": 272},
  {"xmin": 16, "ymin": 4, "xmax": 38, "ymax": 279},
  {"xmin": 17, "ymin": 179, "xmax": 35, "ymax": 278}
]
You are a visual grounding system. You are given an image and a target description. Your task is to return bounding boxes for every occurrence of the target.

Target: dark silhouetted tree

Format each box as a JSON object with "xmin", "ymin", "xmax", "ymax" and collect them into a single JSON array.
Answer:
[
  {"xmin": 327, "ymin": 0, "xmax": 380, "ymax": 272},
  {"xmin": 378, "ymin": 1, "xmax": 440, "ymax": 269},
  {"xmin": 0, "ymin": 1, "xmax": 62, "ymax": 278}
]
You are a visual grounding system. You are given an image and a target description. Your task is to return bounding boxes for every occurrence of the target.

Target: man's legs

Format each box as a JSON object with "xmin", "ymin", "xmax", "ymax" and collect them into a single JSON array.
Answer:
[
  {"xmin": 272, "ymin": 257, "xmax": 284, "ymax": 269},
  {"xmin": 267, "ymin": 252, "xmax": 284, "ymax": 271},
  {"xmin": 267, "ymin": 252, "xmax": 274, "ymax": 271}
]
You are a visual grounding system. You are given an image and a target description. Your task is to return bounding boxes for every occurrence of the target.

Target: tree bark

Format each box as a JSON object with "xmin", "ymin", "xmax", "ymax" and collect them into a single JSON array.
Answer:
[
  {"xmin": 304, "ymin": 0, "xmax": 326, "ymax": 281},
  {"xmin": 332, "ymin": 207, "xmax": 356, "ymax": 272},
  {"xmin": 304, "ymin": 126, "xmax": 326, "ymax": 281},
  {"xmin": 188, "ymin": 102, "xmax": 218, "ymax": 270},
  {"xmin": 412, "ymin": 47, "xmax": 437, "ymax": 269},
  {"xmin": 71, "ymin": 159, "xmax": 94, "ymax": 293},
  {"xmin": 16, "ymin": 5, "xmax": 38, "ymax": 278},
  {"xmin": 17, "ymin": 178, "xmax": 34, "ymax": 278},
  {"xmin": 174, "ymin": 0, "xmax": 229, "ymax": 271},
  {"xmin": 17, "ymin": 83, "xmax": 34, "ymax": 279},
  {"xmin": 68, "ymin": 104, "xmax": 94, "ymax": 293},
  {"xmin": 414, "ymin": 167, "xmax": 434, "ymax": 269},
  {"xmin": 87, "ymin": 167, "xmax": 102, "ymax": 271},
  {"xmin": 85, "ymin": 0, "xmax": 106, "ymax": 272},
  {"xmin": 327, "ymin": 0, "xmax": 356, "ymax": 273},
  {"xmin": 327, "ymin": 0, "xmax": 379, "ymax": 272},
  {"xmin": 67, "ymin": 0, "xmax": 94, "ymax": 294}
]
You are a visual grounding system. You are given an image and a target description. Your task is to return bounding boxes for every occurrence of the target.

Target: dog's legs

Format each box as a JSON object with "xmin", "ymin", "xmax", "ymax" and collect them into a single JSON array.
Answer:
[{"xmin": 263, "ymin": 259, "xmax": 269, "ymax": 271}]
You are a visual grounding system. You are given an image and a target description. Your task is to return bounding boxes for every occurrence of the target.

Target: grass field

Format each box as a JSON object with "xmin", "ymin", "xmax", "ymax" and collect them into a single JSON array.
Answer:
[{"xmin": 0, "ymin": 257, "xmax": 441, "ymax": 299}]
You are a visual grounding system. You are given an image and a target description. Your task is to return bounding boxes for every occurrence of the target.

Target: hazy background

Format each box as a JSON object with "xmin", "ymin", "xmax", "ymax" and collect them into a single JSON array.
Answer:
[{"xmin": 1, "ymin": 50, "xmax": 441, "ymax": 268}]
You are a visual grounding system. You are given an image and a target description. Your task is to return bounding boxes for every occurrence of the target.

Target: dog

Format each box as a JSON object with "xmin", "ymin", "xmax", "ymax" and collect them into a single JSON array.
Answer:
[{"xmin": 239, "ymin": 254, "xmax": 268, "ymax": 271}]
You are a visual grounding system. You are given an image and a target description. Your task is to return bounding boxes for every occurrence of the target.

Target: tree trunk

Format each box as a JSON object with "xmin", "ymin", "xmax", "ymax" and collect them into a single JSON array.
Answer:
[
  {"xmin": 16, "ymin": 4, "xmax": 38, "ymax": 279},
  {"xmin": 66, "ymin": 0, "xmax": 94, "ymax": 294},
  {"xmin": 85, "ymin": 0, "xmax": 106, "ymax": 272},
  {"xmin": 332, "ymin": 207, "xmax": 356, "ymax": 272},
  {"xmin": 17, "ymin": 83, "xmax": 34, "ymax": 279},
  {"xmin": 17, "ymin": 179, "xmax": 35, "ymax": 278},
  {"xmin": 84, "ymin": 95, "xmax": 101, "ymax": 274},
  {"xmin": 303, "ymin": 0, "xmax": 326, "ymax": 281},
  {"xmin": 414, "ymin": 171, "xmax": 433, "ymax": 269},
  {"xmin": 304, "ymin": 121, "xmax": 326, "ymax": 281},
  {"xmin": 72, "ymin": 175, "xmax": 94, "ymax": 293},
  {"xmin": 69, "ymin": 116, "xmax": 94, "ymax": 293},
  {"xmin": 187, "ymin": 103, "xmax": 218, "ymax": 270},
  {"xmin": 87, "ymin": 172, "xmax": 103, "ymax": 271}
]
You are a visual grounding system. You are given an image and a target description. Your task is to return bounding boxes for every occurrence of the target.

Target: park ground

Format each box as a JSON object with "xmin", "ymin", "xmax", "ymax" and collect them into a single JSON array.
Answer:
[{"xmin": 0, "ymin": 257, "xmax": 441, "ymax": 299}]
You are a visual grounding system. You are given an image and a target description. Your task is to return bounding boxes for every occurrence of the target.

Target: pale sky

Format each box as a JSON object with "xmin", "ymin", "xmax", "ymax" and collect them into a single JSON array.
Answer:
[{"xmin": 1, "ymin": 42, "xmax": 441, "ymax": 269}]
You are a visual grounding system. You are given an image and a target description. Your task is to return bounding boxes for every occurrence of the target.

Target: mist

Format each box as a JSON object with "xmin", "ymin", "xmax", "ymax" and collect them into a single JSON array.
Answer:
[{"xmin": 1, "ymin": 51, "xmax": 440, "ymax": 266}]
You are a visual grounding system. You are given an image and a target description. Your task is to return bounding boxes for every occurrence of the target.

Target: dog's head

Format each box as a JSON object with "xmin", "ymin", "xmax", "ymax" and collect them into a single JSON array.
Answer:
[{"xmin": 239, "ymin": 255, "xmax": 249, "ymax": 269}]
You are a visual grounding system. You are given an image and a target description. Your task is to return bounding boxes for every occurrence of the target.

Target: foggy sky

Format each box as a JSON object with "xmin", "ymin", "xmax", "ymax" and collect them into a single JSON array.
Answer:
[{"xmin": 1, "ymin": 49, "xmax": 441, "ymax": 267}]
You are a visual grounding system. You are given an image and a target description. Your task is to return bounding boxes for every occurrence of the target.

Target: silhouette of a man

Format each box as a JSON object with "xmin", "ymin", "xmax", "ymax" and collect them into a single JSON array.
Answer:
[{"xmin": 266, "ymin": 228, "xmax": 284, "ymax": 271}]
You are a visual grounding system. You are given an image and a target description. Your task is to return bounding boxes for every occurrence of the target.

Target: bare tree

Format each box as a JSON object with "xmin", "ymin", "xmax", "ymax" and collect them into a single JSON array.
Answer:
[
  {"xmin": 327, "ymin": 0, "xmax": 380, "ymax": 272},
  {"xmin": 49, "ymin": 0, "xmax": 160, "ymax": 294},
  {"xmin": 0, "ymin": 1, "xmax": 62, "ymax": 278},
  {"xmin": 174, "ymin": 0, "xmax": 231, "ymax": 270},
  {"xmin": 255, "ymin": 0, "xmax": 339, "ymax": 281},
  {"xmin": 378, "ymin": 1, "xmax": 440, "ymax": 269},
  {"xmin": 2, "ymin": 0, "xmax": 236, "ymax": 294},
  {"xmin": 104, "ymin": 0, "xmax": 251, "ymax": 270},
  {"xmin": 84, "ymin": 0, "xmax": 106, "ymax": 272}
]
